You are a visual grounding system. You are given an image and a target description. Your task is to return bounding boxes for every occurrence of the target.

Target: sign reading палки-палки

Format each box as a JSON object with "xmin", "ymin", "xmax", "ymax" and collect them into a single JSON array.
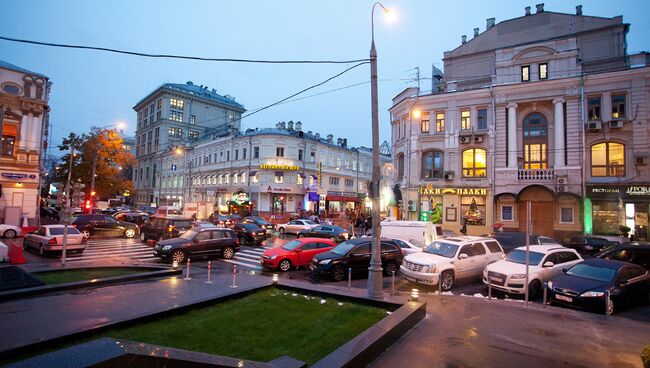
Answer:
[{"xmin": 418, "ymin": 186, "xmax": 488, "ymax": 196}]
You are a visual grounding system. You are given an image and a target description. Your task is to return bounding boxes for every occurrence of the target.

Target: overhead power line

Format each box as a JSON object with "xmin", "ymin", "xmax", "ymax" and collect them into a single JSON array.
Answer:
[{"xmin": 0, "ymin": 35, "xmax": 370, "ymax": 64}]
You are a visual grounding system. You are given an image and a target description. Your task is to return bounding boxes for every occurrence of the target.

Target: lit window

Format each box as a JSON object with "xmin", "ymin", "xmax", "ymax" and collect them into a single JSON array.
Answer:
[
  {"xmin": 275, "ymin": 172, "xmax": 284, "ymax": 184},
  {"xmin": 522, "ymin": 112, "xmax": 548, "ymax": 169},
  {"xmin": 421, "ymin": 150, "xmax": 443, "ymax": 179},
  {"xmin": 170, "ymin": 98, "xmax": 184, "ymax": 110},
  {"xmin": 420, "ymin": 112, "xmax": 430, "ymax": 133},
  {"xmin": 435, "ymin": 112, "xmax": 445, "ymax": 133},
  {"xmin": 251, "ymin": 173, "xmax": 258, "ymax": 183},
  {"xmin": 188, "ymin": 130, "xmax": 199, "ymax": 142},
  {"xmin": 297, "ymin": 174, "xmax": 303, "ymax": 185},
  {"xmin": 190, "ymin": 115, "xmax": 196, "ymax": 125},
  {"xmin": 591, "ymin": 142, "xmax": 625, "ymax": 177},
  {"xmin": 539, "ymin": 63, "xmax": 548, "ymax": 80},
  {"xmin": 611, "ymin": 94, "xmax": 626, "ymax": 119},
  {"xmin": 168, "ymin": 127, "xmax": 183, "ymax": 138},
  {"xmin": 233, "ymin": 173, "xmax": 238, "ymax": 184},
  {"xmin": 461, "ymin": 110, "xmax": 471, "ymax": 131},
  {"xmin": 169, "ymin": 111, "xmax": 183, "ymax": 122},
  {"xmin": 588, "ymin": 97, "xmax": 601, "ymax": 121},
  {"xmin": 462, "ymin": 148, "xmax": 487, "ymax": 177},
  {"xmin": 521, "ymin": 65, "xmax": 530, "ymax": 82},
  {"xmin": 1, "ymin": 124, "xmax": 17, "ymax": 156}
]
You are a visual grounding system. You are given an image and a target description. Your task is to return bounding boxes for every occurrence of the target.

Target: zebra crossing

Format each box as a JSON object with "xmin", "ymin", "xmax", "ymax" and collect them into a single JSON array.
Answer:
[
  {"xmin": 221, "ymin": 245, "xmax": 270, "ymax": 271},
  {"xmin": 63, "ymin": 237, "xmax": 161, "ymax": 264}
]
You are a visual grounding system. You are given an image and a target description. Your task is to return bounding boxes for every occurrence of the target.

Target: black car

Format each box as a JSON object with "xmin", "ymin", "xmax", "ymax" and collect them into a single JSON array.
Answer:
[
  {"xmin": 560, "ymin": 235, "xmax": 616, "ymax": 255},
  {"xmin": 153, "ymin": 227, "xmax": 239, "ymax": 263},
  {"xmin": 114, "ymin": 212, "xmax": 149, "ymax": 228},
  {"xmin": 310, "ymin": 238, "xmax": 404, "ymax": 281},
  {"xmin": 210, "ymin": 214, "xmax": 231, "ymax": 227},
  {"xmin": 140, "ymin": 216, "xmax": 194, "ymax": 242},
  {"xmin": 598, "ymin": 242, "xmax": 650, "ymax": 270},
  {"xmin": 298, "ymin": 225, "xmax": 349, "ymax": 243},
  {"xmin": 71, "ymin": 214, "xmax": 139, "ymax": 238},
  {"xmin": 240, "ymin": 216, "xmax": 275, "ymax": 234},
  {"xmin": 492, "ymin": 232, "xmax": 558, "ymax": 253},
  {"xmin": 233, "ymin": 222, "xmax": 266, "ymax": 245},
  {"xmin": 548, "ymin": 258, "xmax": 650, "ymax": 314}
]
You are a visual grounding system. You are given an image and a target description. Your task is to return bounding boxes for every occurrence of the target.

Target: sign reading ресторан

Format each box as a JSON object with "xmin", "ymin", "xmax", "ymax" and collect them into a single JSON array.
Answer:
[
  {"xmin": 587, "ymin": 185, "xmax": 650, "ymax": 198},
  {"xmin": 260, "ymin": 164, "xmax": 300, "ymax": 171},
  {"xmin": 418, "ymin": 186, "xmax": 488, "ymax": 196}
]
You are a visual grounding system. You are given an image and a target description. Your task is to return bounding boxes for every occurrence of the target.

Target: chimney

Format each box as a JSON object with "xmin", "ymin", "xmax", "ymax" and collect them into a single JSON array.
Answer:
[
  {"xmin": 287, "ymin": 121, "xmax": 294, "ymax": 130},
  {"xmin": 280, "ymin": 121, "xmax": 286, "ymax": 130},
  {"xmin": 525, "ymin": 6, "xmax": 531, "ymax": 16},
  {"xmin": 535, "ymin": 3, "xmax": 544, "ymax": 13},
  {"xmin": 326, "ymin": 134, "xmax": 333, "ymax": 143},
  {"xmin": 295, "ymin": 121, "xmax": 302, "ymax": 131},
  {"xmin": 307, "ymin": 130, "xmax": 312, "ymax": 136},
  {"xmin": 473, "ymin": 28, "xmax": 479, "ymax": 37},
  {"xmin": 337, "ymin": 138, "xmax": 342, "ymax": 146},
  {"xmin": 486, "ymin": 18, "xmax": 495, "ymax": 29},
  {"xmin": 275, "ymin": 122, "xmax": 281, "ymax": 129},
  {"xmin": 461, "ymin": 35, "xmax": 467, "ymax": 44},
  {"xmin": 576, "ymin": 5, "xmax": 582, "ymax": 15},
  {"xmin": 342, "ymin": 139, "xmax": 347, "ymax": 148},
  {"xmin": 315, "ymin": 133, "xmax": 320, "ymax": 139}
]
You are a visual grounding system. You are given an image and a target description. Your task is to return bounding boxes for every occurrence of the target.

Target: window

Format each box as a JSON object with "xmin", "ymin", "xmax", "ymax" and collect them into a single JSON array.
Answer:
[
  {"xmin": 477, "ymin": 108, "xmax": 488, "ymax": 130},
  {"xmin": 297, "ymin": 174, "xmax": 303, "ymax": 185},
  {"xmin": 434, "ymin": 112, "xmax": 445, "ymax": 133},
  {"xmin": 310, "ymin": 151, "xmax": 316, "ymax": 163},
  {"xmin": 1, "ymin": 125, "xmax": 17, "ymax": 156},
  {"xmin": 345, "ymin": 178, "xmax": 354, "ymax": 187},
  {"xmin": 219, "ymin": 151, "xmax": 223, "ymax": 161},
  {"xmin": 156, "ymin": 110, "xmax": 161, "ymax": 121},
  {"xmin": 501, "ymin": 205, "xmax": 513, "ymax": 221},
  {"xmin": 461, "ymin": 195, "xmax": 486, "ymax": 225},
  {"xmin": 1, "ymin": 83, "xmax": 20, "ymax": 95},
  {"xmin": 242, "ymin": 148, "xmax": 247, "ymax": 159},
  {"xmin": 420, "ymin": 112, "xmax": 430, "ymax": 133},
  {"xmin": 397, "ymin": 154, "xmax": 404, "ymax": 180},
  {"xmin": 539, "ymin": 63, "xmax": 548, "ymax": 80},
  {"xmin": 254, "ymin": 146, "xmax": 259, "ymax": 159},
  {"xmin": 522, "ymin": 112, "xmax": 548, "ymax": 169},
  {"xmin": 226, "ymin": 151, "xmax": 230, "ymax": 161},
  {"xmin": 274, "ymin": 172, "xmax": 284, "ymax": 184},
  {"xmin": 251, "ymin": 173, "xmax": 259, "ymax": 183},
  {"xmin": 188, "ymin": 130, "xmax": 199, "ymax": 142},
  {"xmin": 462, "ymin": 148, "xmax": 487, "ymax": 177},
  {"xmin": 169, "ymin": 110, "xmax": 183, "ymax": 122},
  {"xmin": 276, "ymin": 147, "xmax": 284, "ymax": 157},
  {"xmin": 190, "ymin": 115, "xmax": 196, "ymax": 125},
  {"xmin": 560, "ymin": 207, "xmax": 574, "ymax": 224},
  {"xmin": 591, "ymin": 142, "xmax": 625, "ymax": 177},
  {"xmin": 521, "ymin": 65, "xmax": 530, "ymax": 81},
  {"xmin": 460, "ymin": 110, "xmax": 471, "ymax": 131},
  {"xmin": 484, "ymin": 241, "xmax": 502, "ymax": 253},
  {"xmin": 421, "ymin": 150, "xmax": 443, "ymax": 179},
  {"xmin": 168, "ymin": 127, "xmax": 183, "ymax": 138},
  {"xmin": 329, "ymin": 177, "xmax": 339, "ymax": 185},
  {"xmin": 235, "ymin": 149, "xmax": 239, "ymax": 160},
  {"xmin": 298, "ymin": 149, "xmax": 304, "ymax": 161},
  {"xmin": 157, "ymin": 99, "xmax": 162, "ymax": 110},
  {"xmin": 611, "ymin": 94, "xmax": 626, "ymax": 119},
  {"xmin": 233, "ymin": 173, "xmax": 238, "ymax": 184},
  {"xmin": 587, "ymin": 97, "xmax": 601, "ymax": 120},
  {"xmin": 170, "ymin": 98, "xmax": 184, "ymax": 110}
]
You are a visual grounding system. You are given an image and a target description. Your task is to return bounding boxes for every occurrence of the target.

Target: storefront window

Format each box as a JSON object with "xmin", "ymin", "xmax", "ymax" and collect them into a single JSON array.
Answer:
[
  {"xmin": 420, "ymin": 196, "xmax": 442, "ymax": 224},
  {"xmin": 272, "ymin": 195, "xmax": 286, "ymax": 214},
  {"xmin": 462, "ymin": 149, "xmax": 487, "ymax": 177},
  {"xmin": 592, "ymin": 201, "xmax": 619, "ymax": 235},
  {"xmin": 1, "ymin": 124, "xmax": 17, "ymax": 156},
  {"xmin": 591, "ymin": 142, "xmax": 625, "ymax": 177},
  {"xmin": 461, "ymin": 196, "xmax": 486, "ymax": 226}
]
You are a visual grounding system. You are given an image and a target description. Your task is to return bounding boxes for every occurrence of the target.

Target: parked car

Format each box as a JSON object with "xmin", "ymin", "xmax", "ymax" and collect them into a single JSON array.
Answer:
[
  {"xmin": 548, "ymin": 258, "xmax": 650, "ymax": 314},
  {"xmin": 233, "ymin": 222, "xmax": 266, "ymax": 245},
  {"xmin": 381, "ymin": 219, "xmax": 443, "ymax": 246},
  {"xmin": 298, "ymin": 225, "xmax": 349, "ymax": 242},
  {"xmin": 155, "ymin": 206, "xmax": 183, "ymax": 217},
  {"xmin": 192, "ymin": 221, "xmax": 217, "ymax": 229},
  {"xmin": 277, "ymin": 219, "xmax": 319, "ymax": 235},
  {"xmin": 261, "ymin": 238, "xmax": 336, "ymax": 271},
  {"xmin": 137, "ymin": 206, "xmax": 157, "ymax": 215},
  {"xmin": 492, "ymin": 232, "xmax": 558, "ymax": 253},
  {"xmin": 392, "ymin": 238, "xmax": 425, "ymax": 255},
  {"xmin": 483, "ymin": 245, "xmax": 583, "ymax": 298},
  {"xmin": 40, "ymin": 206, "xmax": 60, "ymax": 222},
  {"xmin": 240, "ymin": 216, "xmax": 275, "ymax": 234},
  {"xmin": 153, "ymin": 227, "xmax": 239, "ymax": 263},
  {"xmin": 442, "ymin": 230, "xmax": 457, "ymax": 238},
  {"xmin": 560, "ymin": 235, "xmax": 616, "ymax": 255},
  {"xmin": 400, "ymin": 236, "xmax": 504, "ymax": 291},
  {"xmin": 71, "ymin": 214, "xmax": 139, "ymax": 239},
  {"xmin": 140, "ymin": 216, "xmax": 194, "ymax": 242},
  {"xmin": 0, "ymin": 224, "xmax": 22, "ymax": 239},
  {"xmin": 24, "ymin": 225, "xmax": 86, "ymax": 256},
  {"xmin": 598, "ymin": 242, "xmax": 650, "ymax": 269},
  {"xmin": 310, "ymin": 238, "xmax": 404, "ymax": 281},
  {"xmin": 113, "ymin": 212, "xmax": 149, "ymax": 228}
]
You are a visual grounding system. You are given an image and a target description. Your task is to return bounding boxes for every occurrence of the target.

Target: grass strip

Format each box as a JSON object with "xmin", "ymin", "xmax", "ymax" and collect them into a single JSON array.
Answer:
[{"xmin": 33, "ymin": 267, "xmax": 153, "ymax": 285}]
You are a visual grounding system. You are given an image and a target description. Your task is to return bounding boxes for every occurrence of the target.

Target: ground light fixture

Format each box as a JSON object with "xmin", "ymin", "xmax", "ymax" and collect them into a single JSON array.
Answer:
[
  {"xmin": 411, "ymin": 288, "xmax": 419, "ymax": 302},
  {"xmin": 172, "ymin": 261, "xmax": 178, "ymax": 270},
  {"xmin": 272, "ymin": 274, "xmax": 279, "ymax": 284}
]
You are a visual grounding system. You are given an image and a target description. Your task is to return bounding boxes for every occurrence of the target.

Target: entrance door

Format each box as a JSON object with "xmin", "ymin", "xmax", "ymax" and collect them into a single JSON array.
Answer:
[{"xmin": 519, "ymin": 201, "xmax": 554, "ymax": 237}]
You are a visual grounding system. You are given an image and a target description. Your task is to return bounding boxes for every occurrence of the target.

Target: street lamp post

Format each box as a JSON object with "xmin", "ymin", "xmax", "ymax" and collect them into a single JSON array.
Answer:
[{"xmin": 367, "ymin": 2, "xmax": 390, "ymax": 299}]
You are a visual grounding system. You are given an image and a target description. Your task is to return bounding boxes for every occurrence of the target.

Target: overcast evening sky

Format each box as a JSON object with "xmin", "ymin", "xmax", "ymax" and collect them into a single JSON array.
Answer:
[{"xmin": 1, "ymin": 0, "xmax": 649, "ymax": 154}]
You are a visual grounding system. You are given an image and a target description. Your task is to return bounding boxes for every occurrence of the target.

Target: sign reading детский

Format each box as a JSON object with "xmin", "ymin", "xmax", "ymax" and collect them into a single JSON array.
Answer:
[
  {"xmin": 260, "ymin": 164, "xmax": 300, "ymax": 171},
  {"xmin": 418, "ymin": 186, "xmax": 488, "ymax": 196}
]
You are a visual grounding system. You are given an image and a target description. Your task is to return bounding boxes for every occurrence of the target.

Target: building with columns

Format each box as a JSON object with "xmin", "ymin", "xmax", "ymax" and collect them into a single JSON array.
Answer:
[
  {"xmin": 390, "ymin": 5, "xmax": 650, "ymax": 239},
  {"xmin": 0, "ymin": 60, "xmax": 51, "ymax": 225}
]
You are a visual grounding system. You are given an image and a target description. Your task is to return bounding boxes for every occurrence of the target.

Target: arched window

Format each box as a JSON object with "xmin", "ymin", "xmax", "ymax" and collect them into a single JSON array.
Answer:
[
  {"xmin": 396, "ymin": 153, "xmax": 405, "ymax": 180},
  {"xmin": 522, "ymin": 112, "xmax": 548, "ymax": 169},
  {"xmin": 591, "ymin": 142, "xmax": 625, "ymax": 177},
  {"xmin": 421, "ymin": 150, "xmax": 443, "ymax": 179},
  {"xmin": 462, "ymin": 148, "xmax": 487, "ymax": 177}
]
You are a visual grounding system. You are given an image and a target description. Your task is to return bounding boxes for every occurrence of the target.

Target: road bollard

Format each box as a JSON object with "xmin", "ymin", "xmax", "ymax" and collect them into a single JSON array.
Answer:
[
  {"xmin": 392, "ymin": 270, "xmax": 396, "ymax": 296},
  {"xmin": 184, "ymin": 258, "xmax": 191, "ymax": 280},
  {"xmin": 542, "ymin": 283, "xmax": 548, "ymax": 308},
  {"xmin": 605, "ymin": 290, "xmax": 611, "ymax": 316},
  {"xmin": 347, "ymin": 268, "xmax": 352, "ymax": 289},
  {"xmin": 205, "ymin": 261, "xmax": 213, "ymax": 284},
  {"xmin": 230, "ymin": 265, "xmax": 238, "ymax": 288},
  {"xmin": 488, "ymin": 278, "xmax": 492, "ymax": 301},
  {"xmin": 438, "ymin": 275, "xmax": 443, "ymax": 294}
]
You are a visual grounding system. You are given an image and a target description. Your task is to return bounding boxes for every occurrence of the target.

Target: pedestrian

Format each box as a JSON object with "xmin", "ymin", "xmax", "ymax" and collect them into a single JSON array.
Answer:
[
  {"xmin": 460, "ymin": 219, "xmax": 467, "ymax": 236},
  {"xmin": 191, "ymin": 213, "xmax": 197, "ymax": 221}
]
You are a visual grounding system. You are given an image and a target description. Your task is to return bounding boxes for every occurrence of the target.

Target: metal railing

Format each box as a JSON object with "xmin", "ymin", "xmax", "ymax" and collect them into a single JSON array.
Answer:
[{"xmin": 518, "ymin": 168, "xmax": 555, "ymax": 181}]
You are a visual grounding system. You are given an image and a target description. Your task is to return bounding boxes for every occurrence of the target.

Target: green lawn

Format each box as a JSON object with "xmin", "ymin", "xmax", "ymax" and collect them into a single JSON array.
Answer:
[{"xmin": 33, "ymin": 267, "xmax": 153, "ymax": 285}]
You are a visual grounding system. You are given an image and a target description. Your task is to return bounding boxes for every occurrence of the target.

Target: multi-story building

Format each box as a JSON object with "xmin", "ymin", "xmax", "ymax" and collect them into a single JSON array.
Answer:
[
  {"xmin": 132, "ymin": 81, "xmax": 245, "ymax": 206},
  {"xmin": 390, "ymin": 5, "xmax": 650, "ymax": 239},
  {"xmin": 0, "ymin": 59, "xmax": 51, "ymax": 225},
  {"xmin": 159, "ymin": 121, "xmax": 392, "ymax": 220}
]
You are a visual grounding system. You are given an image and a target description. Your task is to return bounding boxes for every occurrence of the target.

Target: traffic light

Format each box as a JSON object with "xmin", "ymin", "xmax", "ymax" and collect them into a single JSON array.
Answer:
[
  {"xmin": 90, "ymin": 191, "xmax": 96, "ymax": 197},
  {"xmin": 85, "ymin": 200, "xmax": 91, "ymax": 211},
  {"xmin": 71, "ymin": 182, "xmax": 86, "ymax": 208}
]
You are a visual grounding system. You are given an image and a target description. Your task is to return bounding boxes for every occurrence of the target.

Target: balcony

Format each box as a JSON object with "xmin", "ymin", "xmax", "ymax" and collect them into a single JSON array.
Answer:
[{"xmin": 518, "ymin": 168, "xmax": 555, "ymax": 181}]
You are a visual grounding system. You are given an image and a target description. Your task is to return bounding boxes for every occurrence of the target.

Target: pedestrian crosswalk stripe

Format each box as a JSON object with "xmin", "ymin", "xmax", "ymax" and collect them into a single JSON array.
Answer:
[
  {"xmin": 239, "ymin": 249, "xmax": 264, "ymax": 256},
  {"xmin": 235, "ymin": 253, "xmax": 261, "ymax": 262},
  {"xmin": 222, "ymin": 259, "xmax": 262, "ymax": 270}
]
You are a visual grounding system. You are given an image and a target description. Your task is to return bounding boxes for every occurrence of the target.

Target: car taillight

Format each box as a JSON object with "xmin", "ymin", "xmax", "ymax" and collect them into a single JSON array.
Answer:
[
  {"xmin": 250, "ymin": 231, "xmax": 256, "ymax": 235},
  {"xmin": 168, "ymin": 225, "xmax": 174, "ymax": 232},
  {"xmin": 234, "ymin": 237, "xmax": 240, "ymax": 245},
  {"xmin": 71, "ymin": 224, "xmax": 77, "ymax": 228},
  {"xmin": 48, "ymin": 238, "xmax": 57, "ymax": 245}
]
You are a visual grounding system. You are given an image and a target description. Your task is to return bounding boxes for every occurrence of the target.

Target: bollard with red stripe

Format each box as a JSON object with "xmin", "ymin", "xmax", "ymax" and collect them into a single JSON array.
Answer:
[
  {"xmin": 230, "ymin": 264, "xmax": 238, "ymax": 288},
  {"xmin": 205, "ymin": 260, "xmax": 213, "ymax": 284},
  {"xmin": 184, "ymin": 258, "xmax": 191, "ymax": 280}
]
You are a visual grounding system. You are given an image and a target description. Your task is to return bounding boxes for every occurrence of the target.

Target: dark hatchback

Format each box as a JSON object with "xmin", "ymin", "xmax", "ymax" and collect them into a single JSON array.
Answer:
[
  {"xmin": 233, "ymin": 222, "xmax": 266, "ymax": 245},
  {"xmin": 240, "ymin": 216, "xmax": 275, "ymax": 234},
  {"xmin": 153, "ymin": 227, "xmax": 239, "ymax": 263},
  {"xmin": 310, "ymin": 238, "xmax": 404, "ymax": 281},
  {"xmin": 560, "ymin": 235, "xmax": 616, "ymax": 255},
  {"xmin": 140, "ymin": 216, "xmax": 194, "ymax": 242},
  {"xmin": 548, "ymin": 258, "xmax": 650, "ymax": 314},
  {"xmin": 113, "ymin": 212, "xmax": 149, "ymax": 228},
  {"xmin": 71, "ymin": 214, "xmax": 139, "ymax": 239},
  {"xmin": 298, "ymin": 225, "xmax": 349, "ymax": 243}
]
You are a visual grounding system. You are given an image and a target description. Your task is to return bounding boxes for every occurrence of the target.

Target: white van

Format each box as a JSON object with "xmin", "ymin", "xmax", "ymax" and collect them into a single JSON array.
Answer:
[
  {"xmin": 155, "ymin": 206, "xmax": 183, "ymax": 217},
  {"xmin": 380, "ymin": 220, "xmax": 443, "ymax": 247}
]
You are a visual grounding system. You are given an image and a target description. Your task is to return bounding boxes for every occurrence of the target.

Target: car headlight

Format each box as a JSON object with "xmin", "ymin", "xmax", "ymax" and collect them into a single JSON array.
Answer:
[
  {"xmin": 511, "ymin": 274, "xmax": 526, "ymax": 279},
  {"xmin": 547, "ymin": 281, "xmax": 553, "ymax": 289},
  {"xmin": 319, "ymin": 259, "xmax": 331, "ymax": 265},
  {"xmin": 269, "ymin": 255, "xmax": 277, "ymax": 260},
  {"xmin": 423, "ymin": 264, "xmax": 436, "ymax": 273},
  {"xmin": 162, "ymin": 245, "xmax": 172, "ymax": 251},
  {"xmin": 580, "ymin": 291, "xmax": 604, "ymax": 297}
]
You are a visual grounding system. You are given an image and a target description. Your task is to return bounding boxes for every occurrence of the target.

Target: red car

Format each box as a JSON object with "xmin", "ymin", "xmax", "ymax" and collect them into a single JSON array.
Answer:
[{"xmin": 261, "ymin": 238, "xmax": 336, "ymax": 271}]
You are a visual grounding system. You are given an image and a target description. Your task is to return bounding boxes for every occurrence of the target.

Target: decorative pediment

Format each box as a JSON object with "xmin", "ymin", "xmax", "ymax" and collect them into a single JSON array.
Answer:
[{"xmin": 513, "ymin": 46, "xmax": 556, "ymax": 61}]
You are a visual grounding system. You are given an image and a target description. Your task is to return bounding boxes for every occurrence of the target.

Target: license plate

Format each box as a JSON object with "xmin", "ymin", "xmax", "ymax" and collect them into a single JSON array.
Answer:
[
  {"xmin": 406, "ymin": 276, "xmax": 416, "ymax": 282},
  {"xmin": 556, "ymin": 294, "xmax": 573, "ymax": 303},
  {"xmin": 490, "ymin": 276, "xmax": 503, "ymax": 283}
]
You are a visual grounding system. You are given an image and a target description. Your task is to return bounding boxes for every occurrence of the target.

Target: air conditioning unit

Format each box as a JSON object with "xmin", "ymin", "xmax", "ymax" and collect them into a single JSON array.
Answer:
[
  {"xmin": 460, "ymin": 136, "xmax": 471, "ymax": 144},
  {"xmin": 473, "ymin": 135, "xmax": 484, "ymax": 143},
  {"xmin": 556, "ymin": 185, "xmax": 566, "ymax": 193},
  {"xmin": 444, "ymin": 172, "xmax": 454, "ymax": 181},
  {"xmin": 587, "ymin": 121, "xmax": 602, "ymax": 131},
  {"xmin": 556, "ymin": 176, "xmax": 568, "ymax": 185},
  {"xmin": 608, "ymin": 120, "xmax": 624, "ymax": 129}
]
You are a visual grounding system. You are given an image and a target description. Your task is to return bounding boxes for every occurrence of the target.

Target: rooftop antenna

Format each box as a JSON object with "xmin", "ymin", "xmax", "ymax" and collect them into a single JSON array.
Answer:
[{"xmin": 406, "ymin": 67, "xmax": 421, "ymax": 94}]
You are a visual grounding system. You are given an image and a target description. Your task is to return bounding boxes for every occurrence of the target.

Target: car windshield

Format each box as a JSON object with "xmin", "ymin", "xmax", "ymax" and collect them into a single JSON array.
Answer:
[
  {"xmin": 281, "ymin": 240, "xmax": 303, "ymax": 251},
  {"xmin": 179, "ymin": 230, "xmax": 199, "ymax": 240},
  {"xmin": 331, "ymin": 241, "xmax": 357, "ymax": 256},
  {"xmin": 566, "ymin": 263, "xmax": 616, "ymax": 282},
  {"xmin": 49, "ymin": 227, "xmax": 81, "ymax": 235},
  {"xmin": 505, "ymin": 250, "xmax": 545, "ymax": 266},
  {"xmin": 423, "ymin": 242, "xmax": 459, "ymax": 258}
]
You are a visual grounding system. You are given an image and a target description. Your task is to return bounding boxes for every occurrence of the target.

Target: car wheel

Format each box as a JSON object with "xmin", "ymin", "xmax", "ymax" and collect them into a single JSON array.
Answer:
[
  {"xmin": 124, "ymin": 229, "xmax": 136, "ymax": 238},
  {"xmin": 279, "ymin": 259, "xmax": 292, "ymax": 272},
  {"xmin": 171, "ymin": 249, "xmax": 186, "ymax": 264},
  {"xmin": 440, "ymin": 270, "xmax": 455, "ymax": 291},
  {"xmin": 606, "ymin": 296, "xmax": 615, "ymax": 315},
  {"xmin": 3, "ymin": 229, "xmax": 16, "ymax": 239},
  {"xmin": 81, "ymin": 230, "xmax": 91, "ymax": 239},
  {"xmin": 528, "ymin": 280, "xmax": 542, "ymax": 300},
  {"xmin": 240, "ymin": 236, "xmax": 249, "ymax": 246},
  {"xmin": 279, "ymin": 227, "xmax": 285, "ymax": 235},
  {"xmin": 140, "ymin": 232, "xmax": 148, "ymax": 243},
  {"xmin": 222, "ymin": 246, "xmax": 235, "ymax": 259},
  {"xmin": 383, "ymin": 261, "xmax": 398, "ymax": 275},
  {"xmin": 297, "ymin": 233, "xmax": 305, "ymax": 238},
  {"xmin": 38, "ymin": 244, "xmax": 45, "ymax": 256},
  {"xmin": 332, "ymin": 265, "xmax": 346, "ymax": 282}
]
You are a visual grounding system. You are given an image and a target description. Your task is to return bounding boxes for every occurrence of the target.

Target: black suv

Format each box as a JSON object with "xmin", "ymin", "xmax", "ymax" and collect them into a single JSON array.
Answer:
[
  {"xmin": 71, "ymin": 214, "xmax": 139, "ymax": 239},
  {"xmin": 240, "ymin": 216, "xmax": 275, "ymax": 234},
  {"xmin": 560, "ymin": 235, "xmax": 616, "ymax": 255},
  {"xmin": 153, "ymin": 227, "xmax": 239, "ymax": 263},
  {"xmin": 233, "ymin": 222, "xmax": 266, "ymax": 245},
  {"xmin": 140, "ymin": 216, "xmax": 194, "ymax": 242},
  {"xmin": 598, "ymin": 242, "xmax": 650, "ymax": 269},
  {"xmin": 310, "ymin": 238, "xmax": 404, "ymax": 281}
]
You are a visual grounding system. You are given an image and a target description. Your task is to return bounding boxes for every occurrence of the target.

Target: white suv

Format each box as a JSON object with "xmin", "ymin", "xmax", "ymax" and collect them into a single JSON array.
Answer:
[
  {"xmin": 483, "ymin": 245, "xmax": 582, "ymax": 298},
  {"xmin": 400, "ymin": 236, "xmax": 504, "ymax": 291}
]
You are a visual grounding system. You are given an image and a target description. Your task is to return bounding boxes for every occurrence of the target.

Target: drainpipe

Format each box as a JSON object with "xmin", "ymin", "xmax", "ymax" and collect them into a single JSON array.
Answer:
[
  {"xmin": 580, "ymin": 73, "xmax": 588, "ymax": 234},
  {"xmin": 490, "ymin": 87, "xmax": 497, "ymax": 231}
]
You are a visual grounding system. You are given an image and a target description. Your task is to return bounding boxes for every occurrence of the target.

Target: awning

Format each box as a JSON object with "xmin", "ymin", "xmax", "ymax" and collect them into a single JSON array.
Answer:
[
  {"xmin": 249, "ymin": 171, "xmax": 258, "ymax": 176},
  {"xmin": 298, "ymin": 173, "xmax": 306, "ymax": 178},
  {"xmin": 310, "ymin": 174, "xmax": 318, "ymax": 179},
  {"xmin": 327, "ymin": 195, "xmax": 360, "ymax": 202},
  {"xmin": 275, "ymin": 171, "xmax": 284, "ymax": 177}
]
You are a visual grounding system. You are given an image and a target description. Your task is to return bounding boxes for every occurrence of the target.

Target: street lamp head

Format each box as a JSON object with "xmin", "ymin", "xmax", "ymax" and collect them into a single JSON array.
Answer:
[
  {"xmin": 175, "ymin": 148, "xmax": 183, "ymax": 155},
  {"xmin": 412, "ymin": 109, "xmax": 421, "ymax": 119},
  {"xmin": 116, "ymin": 122, "xmax": 126, "ymax": 130}
]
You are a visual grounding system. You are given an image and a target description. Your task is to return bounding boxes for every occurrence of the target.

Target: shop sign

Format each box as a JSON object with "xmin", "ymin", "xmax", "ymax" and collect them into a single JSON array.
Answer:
[
  {"xmin": 268, "ymin": 186, "xmax": 291, "ymax": 192},
  {"xmin": 260, "ymin": 164, "xmax": 300, "ymax": 171},
  {"xmin": 626, "ymin": 186, "xmax": 650, "ymax": 196},
  {"xmin": 231, "ymin": 189, "xmax": 250, "ymax": 205},
  {"xmin": 418, "ymin": 185, "xmax": 488, "ymax": 196},
  {"xmin": 2, "ymin": 172, "xmax": 36, "ymax": 180},
  {"xmin": 587, "ymin": 185, "xmax": 650, "ymax": 199}
]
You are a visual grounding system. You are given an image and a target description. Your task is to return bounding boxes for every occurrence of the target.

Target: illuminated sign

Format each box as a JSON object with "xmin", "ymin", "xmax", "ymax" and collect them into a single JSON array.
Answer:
[
  {"xmin": 587, "ymin": 185, "xmax": 650, "ymax": 198},
  {"xmin": 260, "ymin": 164, "xmax": 299, "ymax": 171},
  {"xmin": 418, "ymin": 185, "xmax": 488, "ymax": 196},
  {"xmin": 231, "ymin": 189, "xmax": 250, "ymax": 205}
]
